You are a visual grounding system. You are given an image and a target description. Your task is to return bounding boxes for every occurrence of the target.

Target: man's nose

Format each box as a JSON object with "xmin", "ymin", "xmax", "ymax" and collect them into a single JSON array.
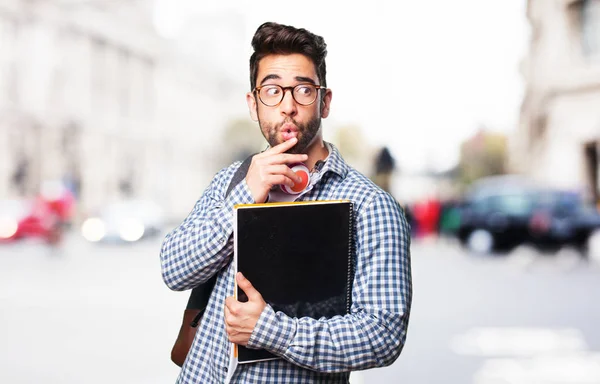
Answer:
[{"xmin": 279, "ymin": 89, "xmax": 297, "ymax": 116}]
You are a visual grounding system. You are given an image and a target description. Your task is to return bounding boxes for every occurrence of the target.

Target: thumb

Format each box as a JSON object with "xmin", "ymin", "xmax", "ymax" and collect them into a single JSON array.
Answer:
[{"xmin": 237, "ymin": 272, "xmax": 262, "ymax": 302}]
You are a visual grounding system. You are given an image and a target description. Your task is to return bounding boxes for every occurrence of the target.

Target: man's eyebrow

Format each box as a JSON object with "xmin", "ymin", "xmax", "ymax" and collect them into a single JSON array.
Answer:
[
  {"xmin": 259, "ymin": 75, "xmax": 318, "ymax": 86},
  {"xmin": 259, "ymin": 74, "xmax": 281, "ymax": 85},
  {"xmin": 295, "ymin": 76, "xmax": 316, "ymax": 85}
]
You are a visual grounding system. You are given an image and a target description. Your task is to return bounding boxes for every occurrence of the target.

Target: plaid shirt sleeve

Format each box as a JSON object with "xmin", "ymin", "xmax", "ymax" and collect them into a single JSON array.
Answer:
[
  {"xmin": 160, "ymin": 164, "xmax": 254, "ymax": 291},
  {"xmin": 246, "ymin": 191, "xmax": 412, "ymax": 372}
]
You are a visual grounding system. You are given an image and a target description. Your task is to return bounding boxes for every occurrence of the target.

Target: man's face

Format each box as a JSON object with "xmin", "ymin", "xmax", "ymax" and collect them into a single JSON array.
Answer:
[{"xmin": 246, "ymin": 53, "xmax": 332, "ymax": 154}]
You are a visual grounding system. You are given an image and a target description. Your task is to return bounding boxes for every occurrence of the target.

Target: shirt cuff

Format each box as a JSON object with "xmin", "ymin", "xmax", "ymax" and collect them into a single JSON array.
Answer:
[{"xmin": 247, "ymin": 304, "xmax": 296, "ymax": 356}]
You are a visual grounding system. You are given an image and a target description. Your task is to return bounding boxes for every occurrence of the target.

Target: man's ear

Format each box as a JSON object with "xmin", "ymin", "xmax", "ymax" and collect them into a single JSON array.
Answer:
[
  {"xmin": 246, "ymin": 92, "xmax": 259, "ymax": 122},
  {"xmin": 320, "ymin": 88, "xmax": 333, "ymax": 118}
]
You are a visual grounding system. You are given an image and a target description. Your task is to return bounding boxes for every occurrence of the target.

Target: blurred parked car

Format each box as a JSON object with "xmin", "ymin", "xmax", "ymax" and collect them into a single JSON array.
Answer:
[
  {"xmin": 456, "ymin": 175, "xmax": 600, "ymax": 255},
  {"xmin": 0, "ymin": 198, "xmax": 63, "ymax": 244},
  {"xmin": 81, "ymin": 199, "xmax": 165, "ymax": 243},
  {"xmin": 528, "ymin": 189, "xmax": 600, "ymax": 250}
]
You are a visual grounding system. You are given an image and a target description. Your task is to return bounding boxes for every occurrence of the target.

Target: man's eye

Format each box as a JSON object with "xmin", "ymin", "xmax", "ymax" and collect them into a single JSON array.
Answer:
[
  {"xmin": 265, "ymin": 87, "xmax": 281, "ymax": 96},
  {"xmin": 296, "ymin": 86, "xmax": 313, "ymax": 96},
  {"xmin": 297, "ymin": 86, "xmax": 311, "ymax": 95}
]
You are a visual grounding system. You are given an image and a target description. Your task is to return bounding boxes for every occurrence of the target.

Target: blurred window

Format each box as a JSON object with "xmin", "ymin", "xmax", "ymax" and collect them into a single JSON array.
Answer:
[
  {"xmin": 470, "ymin": 191, "xmax": 534, "ymax": 216},
  {"xmin": 492, "ymin": 194, "xmax": 533, "ymax": 216},
  {"xmin": 581, "ymin": 0, "xmax": 600, "ymax": 60},
  {"xmin": 535, "ymin": 190, "xmax": 582, "ymax": 217},
  {"xmin": 498, "ymin": 194, "xmax": 532, "ymax": 215},
  {"xmin": 91, "ymin": 38, "xmax": 108, "ymax": 114},
  {"xmin": 472, "ymin": 197, "xmax": 491, "ymax": 214},
  {"xmin": 0, "ymin": 17, "xmax": 19, "ymax": 104},
  {"xmin": 118, "ymin": 49, "xmax": 131, "ymax": 118}
]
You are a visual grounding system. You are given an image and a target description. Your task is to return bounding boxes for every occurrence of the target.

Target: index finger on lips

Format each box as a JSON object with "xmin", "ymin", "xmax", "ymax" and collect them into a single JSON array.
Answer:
[{"xmin": 258, "ymin": 137, "xmax": 297, "ymax": 157}]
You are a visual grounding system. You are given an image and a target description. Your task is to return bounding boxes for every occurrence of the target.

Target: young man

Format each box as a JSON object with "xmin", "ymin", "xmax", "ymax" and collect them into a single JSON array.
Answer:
[{"xmin": 160, "ymin": 22, "xmax": 412, "ymax": 383}]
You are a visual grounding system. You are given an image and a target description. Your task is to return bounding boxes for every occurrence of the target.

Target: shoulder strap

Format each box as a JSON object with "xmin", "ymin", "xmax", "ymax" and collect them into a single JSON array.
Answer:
[
  {"xmin": 184, "ymin": 154, "xmax": 255, "ymax": 318},
  {"xmin": 225, "ymin": 155, "xmax": 254, "ymax": 198}
]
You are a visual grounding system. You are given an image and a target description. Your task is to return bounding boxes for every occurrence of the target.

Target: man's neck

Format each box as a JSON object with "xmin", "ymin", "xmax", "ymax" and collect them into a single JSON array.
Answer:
[{"xmin": 304, "ymin": 140, "xmax": 329, "ymax": 172}]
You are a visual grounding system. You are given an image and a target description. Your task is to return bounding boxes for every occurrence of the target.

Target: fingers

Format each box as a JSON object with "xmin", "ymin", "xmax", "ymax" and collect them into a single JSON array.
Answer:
[
  {"xmin": 245, "ymin": 138, "xmax": 308, "ymax": 203},
  {"xmin": 224, "ymin": 298, "xmax": 240, "ymax": 330},
  {"xmin": 223, "ymin": 304, "xmax": 239, "ymax": 342},
  {"xmin": 260, "ymin": 165, "xmax": 302, "ymax": 186},
  {"xmin": 257, "ymin": 153, "xmax": 309, "ymax": 167},
  {"xmin": 236, "ymin": 272, "xmax": 262, "ymax": 302},
  {"xmin": 224, "ymin": 296, "xmax": 238, "ymax": 315},
  {"xmin": 253, "ymin": 163, "xmax": 306, "ymax": 187},
  {"xmin": 224, "ymin": 292, "xmax": 260, "ymax": 345},
  {"xmin": 223, "ymin": 277, "xmax": 267, "ymax": 346},
  {"xmin": 254, "ymin": 138, "xmax": 308, "ymax": 162},
  {"xmin": 263, "ymin": 137, "xmax": 299, "ymax": 155}
]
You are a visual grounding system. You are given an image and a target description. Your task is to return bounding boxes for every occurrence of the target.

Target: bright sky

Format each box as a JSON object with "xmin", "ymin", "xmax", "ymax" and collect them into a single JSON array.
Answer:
[{"xmin": 154, "ymin": 0, "xmax": 529, "ymax": 173}]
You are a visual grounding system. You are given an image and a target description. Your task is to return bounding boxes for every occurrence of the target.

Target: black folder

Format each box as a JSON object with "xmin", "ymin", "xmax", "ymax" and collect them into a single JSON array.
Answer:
[{"xmin": 233, "ymin": 200, "xmax": 355, "ymax": 363}]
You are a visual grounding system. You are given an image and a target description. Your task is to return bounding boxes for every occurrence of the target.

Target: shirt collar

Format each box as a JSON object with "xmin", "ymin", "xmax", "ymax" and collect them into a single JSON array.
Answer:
[{"xmin": 320, "ymin": 142, "xmax": 349, "ymax": 179}]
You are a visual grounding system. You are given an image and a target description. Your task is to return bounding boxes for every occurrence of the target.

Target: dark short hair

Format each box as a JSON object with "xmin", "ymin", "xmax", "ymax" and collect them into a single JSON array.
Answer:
[{"xmin": 249, "ymin": 22, "xmax": 328, "ymax": 91}]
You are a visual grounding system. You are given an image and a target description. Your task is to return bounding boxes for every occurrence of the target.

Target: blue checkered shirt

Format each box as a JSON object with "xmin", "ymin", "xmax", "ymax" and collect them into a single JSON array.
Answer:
[{"xmin": 160, "ymin": 143, "xmax": 412, "ymax": 383}]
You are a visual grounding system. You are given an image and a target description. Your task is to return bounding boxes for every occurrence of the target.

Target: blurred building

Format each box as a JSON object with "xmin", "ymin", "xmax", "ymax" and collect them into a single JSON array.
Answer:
[
  {"xmin": 514, "ymin": 0, "xmax": 600, "ymax": 203},
  {"xmin": 0, "ymin": 0, "xmax": 247, "ymax": 219},
  {"xmin": 460, "ymin": 127, "xmax": 508, "ymax": 185}
]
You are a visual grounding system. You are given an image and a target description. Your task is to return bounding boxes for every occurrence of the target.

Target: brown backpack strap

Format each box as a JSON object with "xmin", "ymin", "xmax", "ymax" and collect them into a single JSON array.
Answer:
[
  {"xmin": 170, "ymin": 155, "xmax": 255, "ymax": 367},
  {"xmin": 225, "ymin": 155, "xmax": 254, "ymax": 197}
]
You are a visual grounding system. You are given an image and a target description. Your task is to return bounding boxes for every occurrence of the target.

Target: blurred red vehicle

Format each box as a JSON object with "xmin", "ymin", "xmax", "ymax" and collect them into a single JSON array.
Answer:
[
  {"xmin": 0, "ymin": 199, "xmax": 47, "ymax": 242},
  {"xmin": 0, "ymin": 182, "xmax": 75, "ymax": 244},
  {"xmin": 0, "ymin": 199, "xmax": 60, "ymax": 243}
]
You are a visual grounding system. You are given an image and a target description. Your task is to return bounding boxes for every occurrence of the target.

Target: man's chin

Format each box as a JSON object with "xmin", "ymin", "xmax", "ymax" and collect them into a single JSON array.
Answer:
[
  {"xmin": 285, "ymin": 146, "xmax": 303, "ymax": 155},
  {"xmin": 271, "ymin": 136, "xmax": 305, "ymax": 154}
]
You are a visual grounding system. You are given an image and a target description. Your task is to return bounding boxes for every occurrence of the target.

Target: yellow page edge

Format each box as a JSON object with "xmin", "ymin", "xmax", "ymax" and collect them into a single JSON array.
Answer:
[{"xmin": 234, "ymin": 199, "xmax": 350, "ymax": 209}]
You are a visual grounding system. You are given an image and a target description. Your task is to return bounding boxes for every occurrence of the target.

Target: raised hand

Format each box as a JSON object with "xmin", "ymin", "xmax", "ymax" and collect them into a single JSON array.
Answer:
[{"xmin": 245, "ymin": 137, "xmax": 308, "ymax": 203}]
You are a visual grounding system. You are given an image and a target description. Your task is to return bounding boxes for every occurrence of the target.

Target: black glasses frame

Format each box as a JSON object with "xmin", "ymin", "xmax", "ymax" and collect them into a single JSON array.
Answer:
[{"xmin": 253, "ymin": 84, "xmax": 327, "ymax": 107}]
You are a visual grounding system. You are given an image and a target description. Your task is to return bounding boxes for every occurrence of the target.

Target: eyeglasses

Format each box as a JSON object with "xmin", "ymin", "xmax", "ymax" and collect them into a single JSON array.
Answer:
[{"xmin": 253, "ymin": 84, "xmax": 327, "ymax": 107}]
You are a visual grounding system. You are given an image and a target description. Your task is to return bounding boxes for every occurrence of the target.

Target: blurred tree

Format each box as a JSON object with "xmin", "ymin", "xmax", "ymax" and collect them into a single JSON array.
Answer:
[
  {"xmin": 221, "ymin": 118, "xmax": 266, "ymax": 164},
  {"xmin": 458, "ymin": 127, "xmax": 508, "ymax": 185},
  {"xmin": 331, "ymin": 124, "xmax": 365, "ymax": 160},
  {"xmin": 330, "ymin": 124, "xmax": 375, "ymax": 174}
]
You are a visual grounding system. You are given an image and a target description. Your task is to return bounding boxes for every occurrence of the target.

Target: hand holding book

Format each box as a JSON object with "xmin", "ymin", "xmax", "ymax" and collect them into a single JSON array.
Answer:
[{"xmin": 224, "ymin": 272, "xmax": 266, "ymax": 346}]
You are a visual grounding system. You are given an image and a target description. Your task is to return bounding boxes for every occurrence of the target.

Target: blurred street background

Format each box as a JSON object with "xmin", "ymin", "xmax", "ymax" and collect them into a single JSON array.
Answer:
[
  {"xmin": 2, "ymin": 235, "xmax": 599, "ymax": 383},
  {"xmin": 1, "ymin": 0, "xmax": 600, "ymax": 383}
]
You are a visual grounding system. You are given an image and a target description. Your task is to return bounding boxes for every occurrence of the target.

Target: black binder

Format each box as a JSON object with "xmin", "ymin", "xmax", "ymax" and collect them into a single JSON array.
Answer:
[{"xmin": 233, "ymin": 200, "xmax": 355, "ymax": 363}]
